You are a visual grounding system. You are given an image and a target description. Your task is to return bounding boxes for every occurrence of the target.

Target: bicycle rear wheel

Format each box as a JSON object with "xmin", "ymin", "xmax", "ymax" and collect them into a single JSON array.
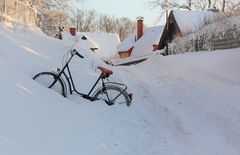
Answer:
[
  {"xmin": 93, "ymin": 85, "xmax": 131, "ymax": 106},
  {"xmin": 33, "ymin": 72, "xmax": 67, "ymax": 97}
]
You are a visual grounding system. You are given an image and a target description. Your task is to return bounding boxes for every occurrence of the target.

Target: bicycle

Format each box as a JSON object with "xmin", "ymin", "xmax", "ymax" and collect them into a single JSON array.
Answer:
[{"xmin": 33, "ymin": 49, "xmax": 132, "ymax": 106}]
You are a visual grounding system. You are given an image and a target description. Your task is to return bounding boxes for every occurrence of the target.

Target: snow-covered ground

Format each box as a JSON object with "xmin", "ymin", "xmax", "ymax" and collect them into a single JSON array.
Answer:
[
  {"xmin": 0, "ymin": 23, "xmax": 240, "ymax": 155},
  {"xmin": 118, "ymin": 50, "xmax": 240, "ymax": 155}
]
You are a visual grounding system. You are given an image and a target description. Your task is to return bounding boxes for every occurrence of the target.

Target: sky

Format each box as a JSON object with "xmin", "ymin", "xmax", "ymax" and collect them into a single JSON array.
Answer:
[{"xmin": 76, "ymin": 0, "xmax": 165, "ymax": 27}]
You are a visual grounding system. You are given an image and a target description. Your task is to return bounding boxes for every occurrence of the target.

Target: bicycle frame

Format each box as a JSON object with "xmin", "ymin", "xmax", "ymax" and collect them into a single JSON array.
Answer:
[{"xmin": 55, "ymin": 52, "xmax": 128, "ymax": 102}]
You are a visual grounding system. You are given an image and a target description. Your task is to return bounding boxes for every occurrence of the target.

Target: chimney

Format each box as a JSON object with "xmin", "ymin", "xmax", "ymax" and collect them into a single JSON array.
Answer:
[
  {"xmin": 153, "ymin": 44, "xmax": 158, "ymax": 51},
  {"xmin": 136, "ymin": 16, "xmax": 144, "ymax": 40},
  {"xmin": 69, "ymin": 27, "xmax": 76, "ymax": 36}
]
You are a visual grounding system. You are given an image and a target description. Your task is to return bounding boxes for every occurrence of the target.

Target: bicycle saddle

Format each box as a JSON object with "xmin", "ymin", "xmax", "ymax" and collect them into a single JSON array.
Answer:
[{"xmin": 97, "ymin": 66, "xmax": 113, "ymax": 75}]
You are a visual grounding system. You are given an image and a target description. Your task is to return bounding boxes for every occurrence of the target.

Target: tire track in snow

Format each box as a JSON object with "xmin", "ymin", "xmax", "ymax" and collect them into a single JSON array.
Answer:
[{"xmin": 117, "ymin": 66, "xmax": 194, "ymax": 154}]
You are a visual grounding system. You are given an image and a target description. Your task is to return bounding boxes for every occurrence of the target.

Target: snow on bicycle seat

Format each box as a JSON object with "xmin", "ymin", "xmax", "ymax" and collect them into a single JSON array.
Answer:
[{"xmin": 97, "ymin": 66, "xmax": 113, "ymax": 75}]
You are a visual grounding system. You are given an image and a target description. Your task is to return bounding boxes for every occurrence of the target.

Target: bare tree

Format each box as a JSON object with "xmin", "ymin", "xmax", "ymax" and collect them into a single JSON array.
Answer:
[
  {"xmin": 147, "ymin": 0, "xmax": 191, "ymax": 23},
  {"xmin": 147, "ymin": 0, "xmax": 189, "ymax": 10},
  {"xmin": 222, "ymin": 0, "xmax": 226, "ymax": 11},
  {"xmin": 226, "ymin": 0, "xmax": 240, "ymax": 10},
  {"xmin": 115, "ymin": 17, "xmax": 137, "ymax": 41},
  {"xmin": 70, "ymin": 8, "xmax": 136, "ymax": 41},
  {"xmin": 97, "ymin": 15, "xmax": 117, "ymax": 32},
  {"xmin": 72, "ymin": 9, "xmax": 97, "ymax": 32},
  {"xmin": 209, "ymin": 0, "xmax": 240, "ymax": 11},
  {"xmin": 83, "ymin": 10, "xmax": 97, "ymax": 31},
  {"xmin": 29, "ymin": 0, "xmax": 135, "ymax": 40},
  {"xmin": 31, "ymin": 0, "xmax": 82, "ymax": 35},
  {"xmin": 208, "ymin": 0, "xmax": 212, "ymax": 8},
  {"xmin": 147, "ymin": 0, "xmax": 240, "ymax": 12},
  {"xmin": 191, "ymin": 0, "xmax": 208, "ymax": 10},
  {"xmin": 187, "ymin": 0, "xmax": 192, "ymax": 9}
]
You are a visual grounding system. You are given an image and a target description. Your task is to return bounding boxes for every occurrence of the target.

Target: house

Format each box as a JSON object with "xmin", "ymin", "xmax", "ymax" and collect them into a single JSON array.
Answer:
[
  {"xmin": 62, "ymin": 29, "xmax": 99, "ymax": 51},
  {"xmin": 157, "ymin": 10, "xmax": 216, "ymax": 52},
  {"xmin": 78, "ymin": 32, "xmax": 120, "ymax": 59},
  {"xmin": 62, "ymin": 28, "xmax": 120, "ymax": 59},
  {"xmin": 117, "ymin": 17, "xmax": 164, "ymax": 59}
]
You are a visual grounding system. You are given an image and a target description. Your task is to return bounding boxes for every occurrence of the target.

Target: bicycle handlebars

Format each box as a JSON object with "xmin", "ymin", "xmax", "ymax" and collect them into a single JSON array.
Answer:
[{"xmin": 72, "ymin": 49, "xmax": 84, "ymax": 59}]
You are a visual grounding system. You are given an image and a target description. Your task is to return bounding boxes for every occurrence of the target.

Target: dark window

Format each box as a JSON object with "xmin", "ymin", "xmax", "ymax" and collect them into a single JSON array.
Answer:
[{"xmin": 81, "ymin": 36, "xmax": 87, "ymax": 40}]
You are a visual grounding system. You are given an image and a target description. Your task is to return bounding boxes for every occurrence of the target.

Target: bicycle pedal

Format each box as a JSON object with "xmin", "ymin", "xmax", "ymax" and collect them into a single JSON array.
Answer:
[
  {"xmin": 129, "ymin": 93, "xmax": 133, "ymax": 101},
  {"xmin": 106, "ymin": 101, "xmax": 114, "ymax": 106},
  {"xmin": 91, "ymin": 97, "xmax": 99, "ymax": 101}
]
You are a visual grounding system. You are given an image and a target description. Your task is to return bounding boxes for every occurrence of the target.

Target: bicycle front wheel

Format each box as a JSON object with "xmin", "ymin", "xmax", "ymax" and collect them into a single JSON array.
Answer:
[
  {"xmin": 33, "ymin": 72, "xmax": 67, "ymax": 97},
  {"xmin": 93, "ymin": 85, "xmax": 131, "ymax": 106}
]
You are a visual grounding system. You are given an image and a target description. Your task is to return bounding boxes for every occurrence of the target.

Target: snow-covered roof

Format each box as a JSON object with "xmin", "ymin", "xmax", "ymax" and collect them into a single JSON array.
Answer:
[
  {"xmin": 62, "ymin": 31, "xmax": 120, "ymax": 59},
  {"xmin": 117, "ymin": 25, "xmax": 164, "ymax": 57},
  {"xmin": 173, "ymin": 10, "xmax": 216, "ymax": 34},
  {"xmin": 117, "ymin": 32, "xmax": 136, "ymax": 52},
  {"xmin": 61, "ymin": 32, "xmax": 99, "ymax": 49},
  {"xmin": 79, "ymin": 32, "xmax": 120, "ymax": 59},
  {"xmin": 131, "ymin": 26, "xmax": 164, "ymax": 57}
]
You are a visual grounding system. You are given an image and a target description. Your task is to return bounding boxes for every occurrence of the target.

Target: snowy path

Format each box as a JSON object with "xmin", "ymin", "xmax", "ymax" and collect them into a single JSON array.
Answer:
[
  {"xmin": 116, "ymin": 65, "xmax": 198, "ymax": 155},
  {"xmin": 116, "ymin": 52, "xmax": 240, "ymax": 155}
]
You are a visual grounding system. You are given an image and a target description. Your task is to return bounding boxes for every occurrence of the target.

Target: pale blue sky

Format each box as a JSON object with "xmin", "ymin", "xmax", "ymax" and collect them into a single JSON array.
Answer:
[{"xmin": 76, "ymin": 0, "xmax": 164, "ymax": 26}]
